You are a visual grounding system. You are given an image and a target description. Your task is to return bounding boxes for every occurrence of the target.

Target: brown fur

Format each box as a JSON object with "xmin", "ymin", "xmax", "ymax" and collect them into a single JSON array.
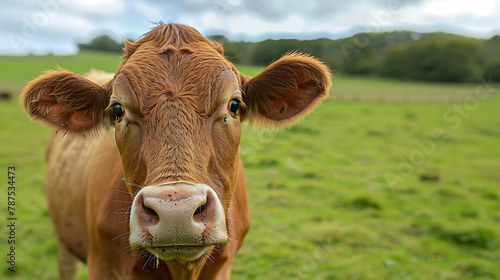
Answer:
[
  {"xmin": 22, "ymin": 69, "xmax": 110, "ymax": 133},
  {"xmin": 21, "ymin": 23, "xmax": 331, "ymax": 280},
  {"xmin": 242, "ymin": 52, "xmax": 332, "ymax": 129}
]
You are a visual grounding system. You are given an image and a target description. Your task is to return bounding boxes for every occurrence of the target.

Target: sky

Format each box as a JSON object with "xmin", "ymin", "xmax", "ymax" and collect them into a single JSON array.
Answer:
[{"xmin": 1, "ymin": 0, "xmax": 499, "ymax": 55}]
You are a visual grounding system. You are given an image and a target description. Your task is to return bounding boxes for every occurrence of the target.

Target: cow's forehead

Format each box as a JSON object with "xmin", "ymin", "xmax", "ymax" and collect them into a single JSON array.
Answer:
[{"xmin": 114, "ymin": 48, "xmax": 240, "ymax": 118}]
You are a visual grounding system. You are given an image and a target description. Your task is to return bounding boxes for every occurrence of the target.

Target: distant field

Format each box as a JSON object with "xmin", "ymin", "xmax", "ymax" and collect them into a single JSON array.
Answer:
[
  {"xmin": 236, "ymin": 65, "xmax": 484, "ymax": 103},
  {"xmin": 1, "ymin": 52, "xmax": 500, "ymax": 279}
]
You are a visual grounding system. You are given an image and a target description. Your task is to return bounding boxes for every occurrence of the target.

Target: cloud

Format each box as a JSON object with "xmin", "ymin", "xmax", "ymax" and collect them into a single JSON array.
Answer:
[
  {"xmin": 421, "ymin": 0, "xmax": 495, "ymax": 17},
  {"xmin": 1, "ymin": 0, "xmax": 499, "ymax": 55},
  {"xmin": 68, "ymin": 0, "xmax": 125, "ymax": 15}
]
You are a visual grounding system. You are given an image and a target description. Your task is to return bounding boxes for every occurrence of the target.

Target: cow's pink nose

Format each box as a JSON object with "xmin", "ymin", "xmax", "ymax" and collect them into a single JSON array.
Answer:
[
  {"xmin": 135, "ymin": 188, "xmax": 214, "ymax": 231},
  {"xmin": 129, "ymin": 182, "xmax": 227, "ymax": 253}
]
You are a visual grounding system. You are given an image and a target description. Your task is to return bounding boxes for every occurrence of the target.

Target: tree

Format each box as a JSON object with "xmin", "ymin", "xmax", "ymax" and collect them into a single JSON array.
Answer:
[
  {"xmin": 78, "ymin": 35, "xmax": 123, "ymax": 53},
  {"xmin": 381, "ymin": 34, "xmax": 480, "ymax": 82},
  {"xmin": 483, "ymin": 60, "xmax": 500, "ymax": 82},
  {"xmin": 341, "ymin": 46, "xmax": 377, "ymax": 75}
]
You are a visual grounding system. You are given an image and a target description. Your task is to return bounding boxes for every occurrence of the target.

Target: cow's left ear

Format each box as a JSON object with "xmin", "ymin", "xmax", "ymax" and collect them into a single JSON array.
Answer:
[
  {"xmin": 240, "ymin": 52, "xmax": 331, "ymax": 129},
  {"xmin": 21, "ymin": 69, "xmax": 111, "ymax": 134}
]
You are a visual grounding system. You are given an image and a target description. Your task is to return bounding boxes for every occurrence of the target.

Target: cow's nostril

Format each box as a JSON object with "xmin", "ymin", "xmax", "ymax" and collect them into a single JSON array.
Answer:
[
  {"xmin": 142, "ymin": 201, "xmax": 159, "ymax": 223},
  {"xmin": 194, "ymin": 200, "xmax": 208, "ymax": 216},
  {"xmin": 144, "ymin": 203, "xmax": 158, "ymax": 216}
]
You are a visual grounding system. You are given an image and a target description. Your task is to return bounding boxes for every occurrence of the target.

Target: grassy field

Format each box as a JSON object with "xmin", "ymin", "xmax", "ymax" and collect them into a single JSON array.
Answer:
[{"xmin": 1, "ymin": 52, "xmax": 500, "ymax": 279}]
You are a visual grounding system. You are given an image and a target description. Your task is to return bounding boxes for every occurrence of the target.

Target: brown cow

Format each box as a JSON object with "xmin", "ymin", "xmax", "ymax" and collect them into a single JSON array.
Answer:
[{"xmin": 22, "ymin": 23, "xmax": 331, "ymax": 279}]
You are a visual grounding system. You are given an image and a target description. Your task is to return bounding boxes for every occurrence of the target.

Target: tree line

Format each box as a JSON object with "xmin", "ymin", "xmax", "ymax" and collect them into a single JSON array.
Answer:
[{"xmin": 78, "ymin": 31, "xmax": 500, "ymax": 83}]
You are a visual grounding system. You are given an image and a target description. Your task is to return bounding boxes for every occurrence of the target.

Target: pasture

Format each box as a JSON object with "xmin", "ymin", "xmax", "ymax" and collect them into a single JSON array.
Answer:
[{"xmin": 1, "ymin": 52, "xmax": 499, "ymax": 279}]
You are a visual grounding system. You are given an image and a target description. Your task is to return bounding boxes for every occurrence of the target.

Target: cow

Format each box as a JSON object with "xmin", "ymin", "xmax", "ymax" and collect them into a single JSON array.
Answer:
[
  {"xmin": 1, "ymin": 90, "xmax": 12, "ymax": 100},
  {"xmin": 21, "ymin": 23, "xmax": 331, "ymax": 279}
]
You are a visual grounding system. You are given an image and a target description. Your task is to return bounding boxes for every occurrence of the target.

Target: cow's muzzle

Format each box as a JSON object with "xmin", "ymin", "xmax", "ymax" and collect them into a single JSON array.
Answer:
[{"xmin": 129, "ymin": 182, "xmax": 228, "ymax": 261}]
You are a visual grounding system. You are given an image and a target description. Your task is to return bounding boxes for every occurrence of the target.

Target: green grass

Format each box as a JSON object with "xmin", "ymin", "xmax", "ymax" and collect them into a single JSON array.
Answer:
[
  {"xmin": 0, "ymin": 51, "xmax": 122, "ymax": 93},
  {"xmin": 1, "ymin": 53, "xmax": 500, "ymax": 279}
]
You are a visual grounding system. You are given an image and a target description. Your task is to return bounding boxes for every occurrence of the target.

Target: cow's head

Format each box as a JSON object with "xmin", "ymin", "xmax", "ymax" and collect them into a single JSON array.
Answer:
[{"xmin": 22, "ymin": 24, "xmax": 331, "ymax": 262}]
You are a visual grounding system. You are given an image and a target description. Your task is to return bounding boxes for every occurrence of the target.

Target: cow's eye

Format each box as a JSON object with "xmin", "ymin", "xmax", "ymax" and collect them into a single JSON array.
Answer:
[
  {"xmin": 229, "ymin": 100, "xmax": 239, "ymax": 115},
  {"xmin": 113, "ymin": 104, "xmax": 124, "ymax": 120}
]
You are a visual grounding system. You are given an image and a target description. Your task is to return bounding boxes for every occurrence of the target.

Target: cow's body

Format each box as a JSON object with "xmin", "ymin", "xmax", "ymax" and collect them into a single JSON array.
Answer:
[{"xmin": 22, "ymin": 23, "xmax": 331, "ymax": 279}]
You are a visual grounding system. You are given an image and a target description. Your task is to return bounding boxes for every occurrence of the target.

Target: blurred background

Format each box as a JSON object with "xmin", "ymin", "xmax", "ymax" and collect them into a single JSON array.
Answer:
[
  {"xmin": 2, "ymin": 0, "xmax": 500, "ymax": 82},
  {"xmin": 1, "ymin": 0, "xmax": 499, "ymax": 279}
]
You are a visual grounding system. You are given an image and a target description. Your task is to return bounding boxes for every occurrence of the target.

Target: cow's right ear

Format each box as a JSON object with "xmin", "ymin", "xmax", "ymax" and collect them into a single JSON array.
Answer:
[{"xmin": 21, "ymin": 70, "xmax": 110, "ymax": 133}]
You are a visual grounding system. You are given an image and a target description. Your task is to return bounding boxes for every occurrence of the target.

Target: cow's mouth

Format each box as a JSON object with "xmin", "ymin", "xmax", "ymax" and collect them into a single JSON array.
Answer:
[{"xmin": 146, "ymin": 245, "xmax": 211, "ymax": 261}]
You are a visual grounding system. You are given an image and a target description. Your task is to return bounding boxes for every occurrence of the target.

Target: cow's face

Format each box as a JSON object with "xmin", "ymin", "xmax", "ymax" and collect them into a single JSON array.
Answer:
[
  {"xmin": 21, "ymin": 24, "xmax": 331, "ymax": 262},
  {"xmin": 109, "ymin": 42, "xmax": 244, "ymax": 260}
]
